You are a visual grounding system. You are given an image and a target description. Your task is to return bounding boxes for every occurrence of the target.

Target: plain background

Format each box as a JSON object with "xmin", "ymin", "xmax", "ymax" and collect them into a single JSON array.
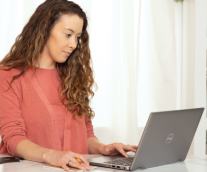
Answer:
[{"xmin": 0, "ymin": 0, "xmax": 206, "ymax": 156}]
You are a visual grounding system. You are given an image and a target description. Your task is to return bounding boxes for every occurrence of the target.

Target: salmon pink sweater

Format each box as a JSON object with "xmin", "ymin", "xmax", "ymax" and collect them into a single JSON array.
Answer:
[{"xmin": 0, "ymin": 67, "xmax": 96, "ymax": 157}]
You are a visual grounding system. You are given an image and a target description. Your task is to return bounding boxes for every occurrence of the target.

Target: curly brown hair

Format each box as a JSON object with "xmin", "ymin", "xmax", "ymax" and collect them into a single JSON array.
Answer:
[{"xmin": 0, "ymin": 0, "xmax": 97, "ymax": 120}]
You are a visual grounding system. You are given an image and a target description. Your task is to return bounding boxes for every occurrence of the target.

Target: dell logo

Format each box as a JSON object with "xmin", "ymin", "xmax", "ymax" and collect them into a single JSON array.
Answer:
[{"xmin": 166, "ymin": 133, "xmax": 174, "ymax": 143}]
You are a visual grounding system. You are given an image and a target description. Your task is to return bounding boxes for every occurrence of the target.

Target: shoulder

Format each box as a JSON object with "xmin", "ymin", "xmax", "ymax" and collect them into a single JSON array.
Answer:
[
  {"xmin": 0, "ymin": 66, "xmax": 23, "ymax": 84},
  {"xmin": 0, "ymin": 66, "xmax": 21, "ymax": 77},
  {"xmin": 0, "ymin": 67, "xmax": 27, "ymax": 98}
]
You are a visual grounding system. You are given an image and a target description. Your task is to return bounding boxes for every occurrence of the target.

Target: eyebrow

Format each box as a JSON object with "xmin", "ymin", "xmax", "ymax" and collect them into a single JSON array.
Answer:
[{"xmin": 64, "ymin": 28, "xmax": 82, "ymax": 35}]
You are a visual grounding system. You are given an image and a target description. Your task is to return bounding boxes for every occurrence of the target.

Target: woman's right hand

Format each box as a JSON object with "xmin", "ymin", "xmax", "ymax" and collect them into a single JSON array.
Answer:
[{"xmin": 42, "ymin": 149, "xmax": 90, "ymax": 171}]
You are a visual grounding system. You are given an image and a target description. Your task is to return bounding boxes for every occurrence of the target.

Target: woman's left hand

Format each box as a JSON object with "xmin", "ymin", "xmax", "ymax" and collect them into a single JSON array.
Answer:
[{"xmin": 100, "ymin": 143, "xmax": 138, "ymax": 157}]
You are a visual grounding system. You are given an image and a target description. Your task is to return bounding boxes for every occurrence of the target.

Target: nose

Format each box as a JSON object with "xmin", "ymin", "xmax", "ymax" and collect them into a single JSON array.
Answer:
[{"xmin": 68, "ymin": 36, "xmax": 78, "ymax": 50}]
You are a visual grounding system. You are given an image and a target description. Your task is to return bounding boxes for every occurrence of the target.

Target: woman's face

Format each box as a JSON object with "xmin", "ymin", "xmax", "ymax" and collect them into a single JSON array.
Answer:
[{"xmin": 38, "ymin": 14, "xmax": 83, "ymax": 69}]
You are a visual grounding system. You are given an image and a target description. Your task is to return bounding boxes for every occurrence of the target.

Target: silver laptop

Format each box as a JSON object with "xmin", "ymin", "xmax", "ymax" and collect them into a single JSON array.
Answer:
[{"xmin": 88, "ymin": 108, "xmax": 204, "ymax": 170}]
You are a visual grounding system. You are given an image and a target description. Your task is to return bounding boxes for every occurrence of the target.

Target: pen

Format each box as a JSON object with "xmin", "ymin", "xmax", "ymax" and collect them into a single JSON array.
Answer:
[{"xmin": 67, "ymin": 150, "xmax": 82, "ymax": 163}]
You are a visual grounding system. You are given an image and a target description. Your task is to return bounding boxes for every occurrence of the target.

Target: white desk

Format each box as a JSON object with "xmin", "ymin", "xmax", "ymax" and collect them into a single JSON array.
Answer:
[{"xmin": 0, "ymin": 154, "xmax": 206, "ymax": 172}]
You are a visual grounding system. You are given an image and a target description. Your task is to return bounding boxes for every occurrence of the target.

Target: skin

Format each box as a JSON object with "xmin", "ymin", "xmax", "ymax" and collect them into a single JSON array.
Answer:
[
  {"xmin": 36, "ymin": 14, "xmax": 82, "ymax": 69},
  {"xmin": 32, "ymin": 14, "xmax": 138, "ymax": 171}
]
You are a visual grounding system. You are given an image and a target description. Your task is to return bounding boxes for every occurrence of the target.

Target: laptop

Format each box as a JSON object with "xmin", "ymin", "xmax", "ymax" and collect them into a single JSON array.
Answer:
[{"xmin": 88, "ymin": 108, "xmax": 204, "ymax": 170}]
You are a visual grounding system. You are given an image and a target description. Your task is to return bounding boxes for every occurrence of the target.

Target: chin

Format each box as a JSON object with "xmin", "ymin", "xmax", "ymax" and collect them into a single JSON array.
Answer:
[{"xmin": 56, "ymin": 58, "xmax": 68, "ymax": 64}]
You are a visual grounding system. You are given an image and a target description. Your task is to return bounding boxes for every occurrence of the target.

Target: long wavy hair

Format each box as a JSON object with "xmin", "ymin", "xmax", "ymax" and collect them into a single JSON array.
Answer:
[{"xmin": 0, "ymin": 0, "xmax": 97, "ymax": 120}]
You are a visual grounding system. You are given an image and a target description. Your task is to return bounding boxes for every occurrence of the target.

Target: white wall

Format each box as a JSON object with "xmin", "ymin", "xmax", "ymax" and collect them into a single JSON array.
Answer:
[{"xmin": 194, "ymin": 0, "xmax": 207, "ymax": 155}]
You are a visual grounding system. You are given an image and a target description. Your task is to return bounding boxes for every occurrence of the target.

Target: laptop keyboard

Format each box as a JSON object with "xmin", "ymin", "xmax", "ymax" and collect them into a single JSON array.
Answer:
[{"xmin": 104, "ymin": 157, "xmax": 133, "ymax": 166}]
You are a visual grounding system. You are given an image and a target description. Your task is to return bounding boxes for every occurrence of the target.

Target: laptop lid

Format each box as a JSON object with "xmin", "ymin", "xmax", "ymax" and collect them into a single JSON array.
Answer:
[{"xmin": 130, "ymin": 108, "xmax": 204, "ymax": 170}]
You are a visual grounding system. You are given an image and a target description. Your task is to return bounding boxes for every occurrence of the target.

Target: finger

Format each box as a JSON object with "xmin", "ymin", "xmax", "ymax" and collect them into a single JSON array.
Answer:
[
  {"xmin": 131, "ymin": 145, "xmax": 138, "ymax": 149},
  {"xmin": 68, "ymin": 151, "xmax": 89, "ymax": 169},
  {"xmin": 73, "ymin": 157, "xmax": 90, "ymax": 171},
  {"xmin": 126, "ymin": 144, "xmax": 138, "ymax": 148},
  {"xmin": 118, "ymin": 148, "xmax": 128, "ymax": 157},
  {"xmin": 126, "ymin": 145, "xmax": 137, "ymax": 152},
  {"xmin": 75, "ymin": 154, "xmax": 89, "ymax": 166},
  {"xmin": 62, "ymin": 164, "xmax": 70, "ymax": 171},
  {"xmin": 69, "ymin": 160, "xmax": 86, "ymax": 170},
  {"xmin": 122, "ymin": 144, "xmax": 137, "ymax": 152},
  {"xmin": 114, "ymin": 144, "xmax": 128, "ymax": 157},
  {"xmin": 81, "ymin": 162, "xmax": 90, "ymax": 171}
]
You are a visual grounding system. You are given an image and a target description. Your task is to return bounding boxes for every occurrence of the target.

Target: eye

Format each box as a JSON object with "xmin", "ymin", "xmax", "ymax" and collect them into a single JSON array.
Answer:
[{"xmin": 66, "ymin": 34, "xmax": 71, "ymax": 38}]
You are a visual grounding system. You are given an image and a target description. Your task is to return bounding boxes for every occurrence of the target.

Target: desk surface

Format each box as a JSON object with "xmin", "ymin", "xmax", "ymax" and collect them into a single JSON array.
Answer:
[{"xmin": 0, "ymin": 154, "xmax": 206, "ymax": 172}]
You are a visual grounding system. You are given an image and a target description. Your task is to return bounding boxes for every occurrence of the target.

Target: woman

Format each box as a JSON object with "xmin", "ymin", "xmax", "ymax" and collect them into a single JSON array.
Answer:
[{"xmin": 0, "ymin": 0, "xmax": 137, "ymax": 171}]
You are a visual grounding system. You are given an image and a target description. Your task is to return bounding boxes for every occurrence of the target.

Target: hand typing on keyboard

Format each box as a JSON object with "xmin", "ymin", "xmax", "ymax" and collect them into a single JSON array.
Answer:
[{"xmin": 100, "ymin": 143, "xmax": 138, "ymax": 158}]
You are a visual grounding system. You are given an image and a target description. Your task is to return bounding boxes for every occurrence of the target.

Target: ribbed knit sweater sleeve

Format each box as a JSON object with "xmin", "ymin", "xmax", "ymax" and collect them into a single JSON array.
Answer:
[
  {"xmin": 0, "ymin": 69, "xmax": 29, "ymax": 156},
  {"xmin": 86, "ymin": 119, "xmax": 97, "ymax": 138}
]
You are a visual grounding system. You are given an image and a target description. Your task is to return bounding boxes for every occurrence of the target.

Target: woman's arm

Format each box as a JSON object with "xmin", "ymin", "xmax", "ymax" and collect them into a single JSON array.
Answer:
[
  {"xmin": 87, "ymin": 137, "xmax": 105, "ymax": 154},
  {"xmin": 17, "ymin": 140, "xmax": 90, "ymax": 171},
  {"xmin": 16, "ymin": 140, "xmax": 50, "ymax": 162}
]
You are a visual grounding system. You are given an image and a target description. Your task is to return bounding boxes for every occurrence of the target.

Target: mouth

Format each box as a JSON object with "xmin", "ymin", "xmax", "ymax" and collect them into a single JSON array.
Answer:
[{"xmin": 63, "ymin": 52, "xmax": 71, "ymax": 56}]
